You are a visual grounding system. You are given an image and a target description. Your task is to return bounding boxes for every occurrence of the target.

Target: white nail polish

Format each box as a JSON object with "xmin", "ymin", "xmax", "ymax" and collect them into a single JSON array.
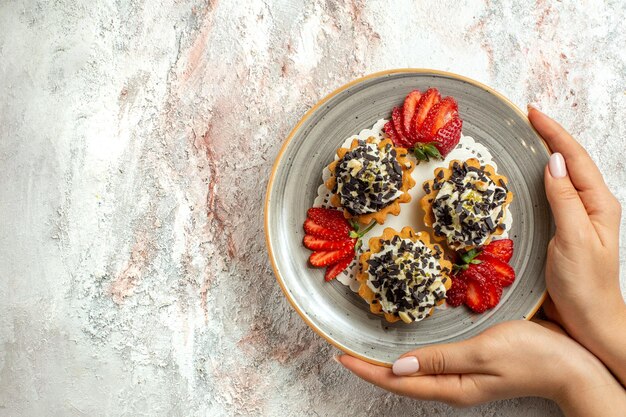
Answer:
[
  {"xmin": 549, "ymin": 152, "xmax": 567, "ymax": 178},
  {"xmin": 392, "ymin": 356, "xmax": 420, "ymax": 376}
]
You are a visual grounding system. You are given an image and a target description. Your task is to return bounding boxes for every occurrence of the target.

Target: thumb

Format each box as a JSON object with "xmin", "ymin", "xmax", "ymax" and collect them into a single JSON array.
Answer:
[
  {"xmin": 544, "ymin": 153, "xmax": 591, "ymax": 241},
  {"xmin": 392, "ymin": 338, "xmax": 489, "ymax": 376}
]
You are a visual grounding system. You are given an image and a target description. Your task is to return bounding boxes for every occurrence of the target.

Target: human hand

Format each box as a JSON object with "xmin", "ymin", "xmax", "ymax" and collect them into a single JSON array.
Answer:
[
  {"xmin": 528, "ymin": 106, "xmax": 626, "ymax": 384},
  {"xmin": 337, "ymin": 320, "xmax": 626, "ymax": 415}
]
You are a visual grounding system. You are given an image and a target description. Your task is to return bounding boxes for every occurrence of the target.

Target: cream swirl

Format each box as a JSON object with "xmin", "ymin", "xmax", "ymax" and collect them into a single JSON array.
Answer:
[
  {"xmin": 366, "ymin": 236, "xmax": 447, "ymax": 323},
  {"xmin": 334, "ymin": 139, "xmax": 404, "ymax": 215},
  {"xmin": 430, "ymin": 161, "xmax": 508, "ymax": 248}
]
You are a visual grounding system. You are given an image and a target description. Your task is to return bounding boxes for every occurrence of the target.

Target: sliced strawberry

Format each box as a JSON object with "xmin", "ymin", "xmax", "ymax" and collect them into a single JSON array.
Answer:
[
  {"xmin": 303, "ymin": 219, "xmax": 347, "ymax": 241},
  {"xmin": 307, "ymin": 208, "xmax": 351, "ymax": 233},
  {"xmin": 477, "ymin": 253, "xmax": 516, "ymax": 287},
  {"xmin": 324, "ymin": 254, "xmax": 354, "ymax": 281},
  {"xmin": 402, "ymin": 90, "xmax": 422, "ymax": 138},
  {"xmin": 482, "ymin": 239, "xmax": 514, "ymax": 263},
  {"xmin": 459, "ymin": 262, "xmax": 487, "ymax": 281},
  {"xmin": 410, "ymin": 88, "xmax": 441, "ymax": 140},
  {"xmin": 484, "ymin": 280, "xmax": 503, "ymax": 309},
  {"xmin": 307, "ymin": 207, "xmax": 346, "ymax": 222},
  {"xmin": 462, "ymin": 261, "xmax": 502, "ymax": 285},
  {"xmin": 459, "ymin": 264, "xmax": 492, "ymax": 313},
  {"xmin": 465, "ymin": 277, "xmax": 489, "ymax": 313},
  {"xmin": 391, "ymin": 107, "xmax": 411, "ymax": 147},
  {"xmin": 309, "ymin": 241, "xmax": 355, "ymax": 267},
  {"xmin": 383, "ymin": 121, "xmax": 406, "ymax": 147},
  {"xmin": 430, "ymin": 116, "xmax": 462, "ymax": 157},
  {"xmin": 419, "ymin": 97, "xmax": 458, "ymax": 142},
  {"xmin": 445, "ymin": 277, "xmax": 467, "ymax": 307},
  {"xmin": 303, "ymin": 235, "xmax": 355, "ymax": 251},
  {"xmin": 391, "ymin": 107, "xmax": 405, "ymax": 139}
]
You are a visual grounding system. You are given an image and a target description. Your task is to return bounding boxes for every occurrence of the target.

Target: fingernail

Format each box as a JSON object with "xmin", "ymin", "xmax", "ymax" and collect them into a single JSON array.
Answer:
[
  {"xmin": 527, "ymin": 103, "xmax": 541, "ymax": 112},
  {"xmin": 549, "ymin": 152, "xmax": 567, "ymax": 178},
  {"xmin": 392, "ymin": 356, "xmax": 419, "ymax": 376},
  {"xmin": 333, "ymin": 355, "xmax": 343, "ymax": 365}
]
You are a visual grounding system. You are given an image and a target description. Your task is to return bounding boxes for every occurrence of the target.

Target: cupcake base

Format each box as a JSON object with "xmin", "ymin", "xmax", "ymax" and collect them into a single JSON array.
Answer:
[
  {"xmin": 325, "ymin": 137, "xmax": 415, "ymax": 226},
  {"xmin": 421, "ymin": 158, "xmax": 514, "ymax": 251},
  {"xmin": 356, "ymin": 226, "xmax": 452, "ymax": 323}
]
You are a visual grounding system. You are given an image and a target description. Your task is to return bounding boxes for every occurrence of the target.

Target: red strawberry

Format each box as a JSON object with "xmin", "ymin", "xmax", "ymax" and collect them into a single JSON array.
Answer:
[
  {"xmin": 430, "ymin": 117, "xmax": 462, "ymax": 157},
  {"xmin": 410, "ymin": 88, "xmax": 441, "ymax": 140},
  {"xmin": 402, "ymin": 90, "xmax": 422, "ymax": 138},
  {"xmin": 303, "ymin": 235, "xmax": 355, "ymax": 251},
  {"xmin": 391, "ymin": 107, "xmax": 411, "ymax": 147},
  {"xmin": 484, "ymin": 280, "xmax": 503, "ymax": 309},
  {"xmin": 446, "ymin": 277, "xmax": 467, "ymax": 307},
  {"xmin": 324, "ymin": 254, "xmax": 353, "ymax": 281},
  {"xmin": 384, "ymin": 121, "xmax": 406, "ymax": 147},
  {"xmin": 459, "ymin": 262, "xmax": 488, "ymax": 282},
  {"xmin": 307, "ymin": 207, "xmax": 346, "ymax": 221},
  {"xmin": 309, "ymin": 241, "xmax": 355, "ymax": 267},
  {"xmin": 458, "ymin": 263, "xmax": 494, "ymax": 313},
  {"xmin": 452, "ymin": 239, "xmax": 515, "ymax": 312},
  {"xmin": 477, "ymin": 253, "xmax": 516, "ymax": 287},
  {"xmin": 419, "ymin": 97, "xmax": 458, "ymax": 142},
  {"xmin": 482, "ymin": 239, "xmax": 514, "ymax": 263},
  {"xmin": 465, "ymin": 277, "xmax": 489, "ymax": 313},
  {"xmin": 307, "ymin": 208, "xmax": 351, "ymax": 233},
  {"xmin": 391, "ymin": 107, "xmax": 405, "ymax": 138},
  {"xmin": 303, "ymin": 219, "xmax": 347, "ymax": 241},
  {"xmin": 461, "ymin": 261, "xmax": 500, "ymax": 283}
]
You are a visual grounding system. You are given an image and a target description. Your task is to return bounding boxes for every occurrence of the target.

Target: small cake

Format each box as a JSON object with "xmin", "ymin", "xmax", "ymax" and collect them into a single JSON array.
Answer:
[
  {"xmin": 357, "ymin": 227, "xmax": 452, "ymax": 323},
  {"xmin": 421, "ymin": 158, "xmax": 513, "ymax": 250},
  {"xmin": 325, "ymin": 137, "xmax": 415, "ymax": 225}
]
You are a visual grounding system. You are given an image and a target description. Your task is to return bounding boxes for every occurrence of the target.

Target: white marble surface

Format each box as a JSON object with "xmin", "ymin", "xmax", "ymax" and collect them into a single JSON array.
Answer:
[{"xmin": 1, "ymin": 1, "xmax": 625, "ymax": 416}]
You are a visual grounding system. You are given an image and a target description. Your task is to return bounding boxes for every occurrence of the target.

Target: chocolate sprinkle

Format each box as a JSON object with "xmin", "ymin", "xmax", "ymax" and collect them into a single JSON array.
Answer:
[
  {"xmin": 366, "ymin": 237, "xmax": 446, "ymax": 322},
  {"xmin": 431, "ymin": 162, "xmax": 508, "ymax": 247},
  {"xmin": 334, "ymin": 139, "xmax": 404, "ymax": 215}
]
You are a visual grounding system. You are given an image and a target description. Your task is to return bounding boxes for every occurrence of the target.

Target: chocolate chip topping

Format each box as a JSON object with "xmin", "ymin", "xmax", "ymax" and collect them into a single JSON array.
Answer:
[
  {"xmin": 334, "ymin": 139, "xmax": 403, "ymax": 215},
  {"xmin": 431, "ymin": 162, "xmax": 507, "ymax": 248},
  {"xmin": 366, "ymin": 237, "xmax": 447, "ymax": 322}
]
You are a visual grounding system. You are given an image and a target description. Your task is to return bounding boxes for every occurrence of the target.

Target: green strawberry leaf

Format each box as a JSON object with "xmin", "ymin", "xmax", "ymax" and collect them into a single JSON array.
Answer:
[
  {"xmin": 423, "ymin": 143, "xmax": 443, "ymax": 160},
  {"xmin": 348, "ymin": 221, "xmax": 377, "ymax": 253},
  {"xmin": 460, "ymin": 248, "xmax": 480, "ymax": 264},
  {"xmin": 459, "ymin": 251, "xmax": 472, "ymax": 264},
  {"xmin": 357, "ymin": 221, "xmax": 377, "ymax": 237},
  {"xmin": 413, "ymin": 146, "xmax": 428, "ymax": 161}
]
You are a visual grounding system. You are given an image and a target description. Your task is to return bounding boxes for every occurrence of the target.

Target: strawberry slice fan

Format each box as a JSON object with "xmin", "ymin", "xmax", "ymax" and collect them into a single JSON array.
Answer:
[
  {"xmin": 302, "ymin": 208, "xmax": 375, "ymax": 281},
  {"xmin": 384, "ymin": 87, "xmax": 463, "ymax": 162},
  {"xmin": 449, "ymin": 239, "xmax": 516, "ymax": 312}
]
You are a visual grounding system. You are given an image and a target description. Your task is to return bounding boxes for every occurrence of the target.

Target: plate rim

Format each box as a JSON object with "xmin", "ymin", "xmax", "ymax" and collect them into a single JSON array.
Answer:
[{"xmin": 265, "ymin": 68, "xmax": 549, "ymax": 367}]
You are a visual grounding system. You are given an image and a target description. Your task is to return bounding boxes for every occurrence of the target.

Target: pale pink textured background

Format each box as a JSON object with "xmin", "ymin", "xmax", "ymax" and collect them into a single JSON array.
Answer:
[{"xmin": 1, "ymin": 1, "xmax": 625, "ymax": 416}]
